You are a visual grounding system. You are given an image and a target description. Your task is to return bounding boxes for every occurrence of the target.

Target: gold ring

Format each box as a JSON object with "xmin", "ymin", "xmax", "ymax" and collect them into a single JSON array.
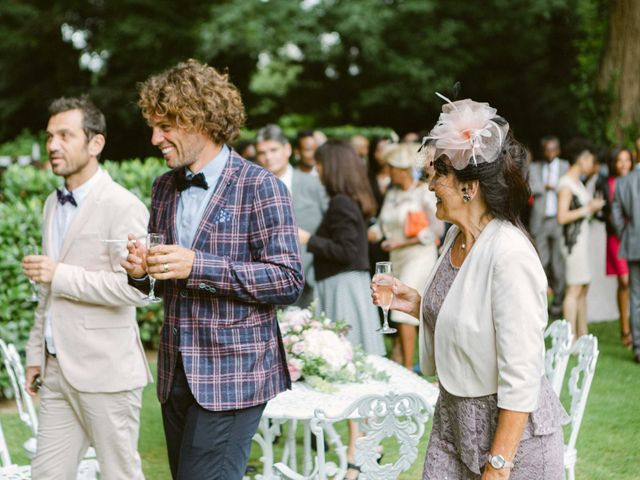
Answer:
[{"xmin": 163, "ymin": 263, "xmax": 169, "ymax": 273}]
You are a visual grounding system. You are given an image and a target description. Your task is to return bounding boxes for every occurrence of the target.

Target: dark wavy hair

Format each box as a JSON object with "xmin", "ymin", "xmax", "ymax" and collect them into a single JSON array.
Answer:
[
  {"xmin": 138, "ymin": 59, "xmax": 245, "ymax": 144},
  {"xmin": 608, "ymin": 146, "xmax": 635, "ymax": 177},
  {"xmin": 432, "ymin": 121, "xmax": 531, "ymax": 232},
  {"xmin": 315, "ymin": 140, "xmax": 378, "ymax": 219}
]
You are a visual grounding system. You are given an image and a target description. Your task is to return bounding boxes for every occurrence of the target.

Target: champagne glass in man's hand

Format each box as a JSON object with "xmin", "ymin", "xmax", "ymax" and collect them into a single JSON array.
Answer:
[
  {"xmin": 374, "ymin": 261, "xmax": 397, "ymax": 334},
  {"xmin": 24, "ymin": 244, "xmax": 40, "ymax": 302},
  {"xmin": 146, "ymin": 233, "xmax": 164, "ymax": 303}
]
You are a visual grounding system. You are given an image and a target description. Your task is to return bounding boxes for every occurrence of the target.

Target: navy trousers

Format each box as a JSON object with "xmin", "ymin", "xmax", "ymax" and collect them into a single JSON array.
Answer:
[{"xmin": 161, "ymin": 356, "xmax": 266, "ymax": 480}]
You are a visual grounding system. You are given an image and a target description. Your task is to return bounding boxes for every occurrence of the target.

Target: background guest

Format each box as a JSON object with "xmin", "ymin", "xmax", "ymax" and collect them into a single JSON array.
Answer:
[
  {"xmin": 612, "ymin": 146, "xmax": 640, "ymax": 364},
  {"xmin": 368, "ymin": 142, "xmax": 443, "ymax": 369},
  {"xmin": 528, "ymin": 136, "xmax": 569, "ymax": 318},
  {"xmin": 255, "ymin": 124, "xmax": 327, "ymax": 308},
  {"xmin": 298, "ymin": 140, "xmax": 384, "ymax": 480},
  {"xmin": 293, "ymin": 129, "xmax": 318, "ymax": 175},
  {"xmin": 557, "ymin": 139, "xmax": 605, "ymax": 340},
  {"xmin": 350, "ymin": 134, "xmax": 370, "ymax": 163},
  {"xmin": 603, "ymin": 147, "xmax": 634, "ymax": 347}
]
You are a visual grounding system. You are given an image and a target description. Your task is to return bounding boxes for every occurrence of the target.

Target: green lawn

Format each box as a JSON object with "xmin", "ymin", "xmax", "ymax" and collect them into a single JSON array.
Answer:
[{"xmin": 1, "ymin": 320, "xmax": 638, "ymax": 479}]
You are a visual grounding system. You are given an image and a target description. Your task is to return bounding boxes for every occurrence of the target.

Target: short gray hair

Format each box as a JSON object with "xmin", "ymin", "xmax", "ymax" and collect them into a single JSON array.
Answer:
[{"xmin": 256, "ymin": 124, "xmax": 289, "ymax": 145}]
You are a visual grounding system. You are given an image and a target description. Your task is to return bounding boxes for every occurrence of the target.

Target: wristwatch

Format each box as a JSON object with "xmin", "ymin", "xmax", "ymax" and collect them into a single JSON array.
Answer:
[{"xmin": 487, "ymin": 453, "xmax": 514, "ymax": 470}]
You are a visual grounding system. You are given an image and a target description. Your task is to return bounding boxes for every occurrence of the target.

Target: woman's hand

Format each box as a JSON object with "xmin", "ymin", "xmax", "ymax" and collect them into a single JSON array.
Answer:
[
  {"xmin": 371, "ymin": 275, "xmax": 421, "ymax": 319},
  {"xmin": 588, "ymin": 194, "xmax": 605, "ymax": 214},
  {"xmin": 380, "ymin": 239, "xmax": 402, "ymax": 252},
  {"xmin": 298, "ymin": 228, "xmax": 311, "ymax": 245},
  {"xmin": 481, "ymin": 465, "xmax": 511, "ymax": 480}
]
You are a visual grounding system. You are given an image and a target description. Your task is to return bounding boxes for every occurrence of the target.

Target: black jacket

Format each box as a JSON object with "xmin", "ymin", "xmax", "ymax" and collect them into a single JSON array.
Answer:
[{"xmin": 308, "ymin": 194, "xmax": 370, "ymax": 281}]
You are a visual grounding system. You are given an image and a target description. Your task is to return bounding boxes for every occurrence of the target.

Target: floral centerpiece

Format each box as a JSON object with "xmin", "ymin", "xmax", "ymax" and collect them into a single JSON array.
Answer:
[{"xmin": 278, "ymin": 305, "xmax": 389, "ymax": 392}]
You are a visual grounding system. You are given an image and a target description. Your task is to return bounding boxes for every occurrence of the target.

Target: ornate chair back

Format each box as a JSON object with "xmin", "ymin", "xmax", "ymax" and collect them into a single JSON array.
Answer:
[
  {"xmin": 563, "ymin": 334, "xmax": 599, "ymax": 480},
  {"xmin": 276, "ymin": 391, "xmax": 432, "ymax": 480},
  {"xmin": 0, "ymin": 417, "xmax": 32, "ymax": 479},
  {"xmin": 544, "ymin": 319, "xmax": 572, "ymax": 396},
  {"xmin": 0, "ymin": 339, "xmax": 39, "ymax": 459},
  {"xmin": 0, "ymin": 340, "xmax": 99, "ymax": 480}
]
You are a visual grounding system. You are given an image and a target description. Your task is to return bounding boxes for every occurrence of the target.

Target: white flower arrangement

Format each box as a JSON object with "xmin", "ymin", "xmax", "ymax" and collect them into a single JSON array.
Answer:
[{"xmin": 278, "ymin": 305, "xmax": 389, "ymax": 392}]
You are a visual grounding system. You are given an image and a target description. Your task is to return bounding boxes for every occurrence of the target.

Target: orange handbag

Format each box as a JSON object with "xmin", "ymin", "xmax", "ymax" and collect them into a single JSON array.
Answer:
[{"xmin": 404, "ymin": 210, "xmax": 429, "ymax": 238}]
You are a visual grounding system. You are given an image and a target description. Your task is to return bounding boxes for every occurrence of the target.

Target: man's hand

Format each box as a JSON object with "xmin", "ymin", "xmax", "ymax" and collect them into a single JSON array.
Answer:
[
  {"xmin": 22, "ymin": 254, "xmax": 57, "ymax": 284},
  {"xmin": 25, "ymin": 366, "xmax": 42, "ymax": 397},
  {"xmin": 121, "ymin": 233, "xmax": 148, "ymax": 278},
  {"xmin": 147, "ymin": 244, "xmax": 196, "ymax": 280}
]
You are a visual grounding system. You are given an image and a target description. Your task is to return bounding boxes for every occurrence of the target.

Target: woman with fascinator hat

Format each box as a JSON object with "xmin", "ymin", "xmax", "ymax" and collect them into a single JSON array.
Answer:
[{"xmin": 372, "ymin": 96, "xmax": 568, "ymax": 479}]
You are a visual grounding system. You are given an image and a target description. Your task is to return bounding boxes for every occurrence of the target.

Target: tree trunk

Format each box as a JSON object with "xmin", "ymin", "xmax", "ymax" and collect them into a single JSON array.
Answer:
[{"xmin": 597, "ymin": 0, "xmax": 640, "ymax": 141}]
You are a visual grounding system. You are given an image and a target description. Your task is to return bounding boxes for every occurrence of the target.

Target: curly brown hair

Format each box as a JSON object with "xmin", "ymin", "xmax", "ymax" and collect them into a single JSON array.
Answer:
[{"xmin": 138, "ymin": 59, "xmax": 245, "ymax": 144}]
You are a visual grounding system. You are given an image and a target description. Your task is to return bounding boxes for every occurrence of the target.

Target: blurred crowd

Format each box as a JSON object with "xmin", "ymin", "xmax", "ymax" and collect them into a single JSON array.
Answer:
[{"xmin": 235, "ymin": 126, "xmax": 640, "ymax": 365}]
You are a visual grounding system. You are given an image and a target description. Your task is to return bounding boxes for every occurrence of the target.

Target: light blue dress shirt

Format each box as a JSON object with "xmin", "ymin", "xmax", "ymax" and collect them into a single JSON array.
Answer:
[{"xmin": 176, "ymin": 145, "xmax": 229, "ymax": 248}]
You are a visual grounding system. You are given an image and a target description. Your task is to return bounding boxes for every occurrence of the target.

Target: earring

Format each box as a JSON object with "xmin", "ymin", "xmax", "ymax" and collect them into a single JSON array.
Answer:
[{"xmin": 463, "ymin": 193, "xmax": 471, "ymax": 203}]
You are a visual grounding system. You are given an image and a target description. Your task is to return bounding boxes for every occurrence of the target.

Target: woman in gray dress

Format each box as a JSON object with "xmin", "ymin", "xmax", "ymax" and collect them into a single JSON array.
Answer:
[{"xmin": 372, "ymin": 97, "xmax": 567, "ymax": 479}]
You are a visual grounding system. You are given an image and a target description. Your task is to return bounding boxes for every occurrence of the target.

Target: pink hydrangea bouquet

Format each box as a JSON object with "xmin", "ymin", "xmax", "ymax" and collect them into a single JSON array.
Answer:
[{"xmin": 278, "ymin": 305, "xmax": 388, "ymax": 392}]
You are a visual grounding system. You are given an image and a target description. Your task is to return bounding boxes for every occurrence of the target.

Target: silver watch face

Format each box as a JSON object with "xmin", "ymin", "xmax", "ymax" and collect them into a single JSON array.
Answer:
[{"xmin": 490, "ymin": 455, "xmax": 506, "ymax": 469}]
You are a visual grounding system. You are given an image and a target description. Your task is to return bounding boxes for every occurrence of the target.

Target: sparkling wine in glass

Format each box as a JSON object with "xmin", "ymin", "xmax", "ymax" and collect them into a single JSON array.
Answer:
[
  {"xmin": 146, "ymin": 233, "xmax": 164, "ymax": 303},
  {"xmin": 375, "ymin": 261, "xmax": 397, "ymax": 334},
  {"xmin": 24, "ymin": 244, "xmax": 40, "ymax": 302}
]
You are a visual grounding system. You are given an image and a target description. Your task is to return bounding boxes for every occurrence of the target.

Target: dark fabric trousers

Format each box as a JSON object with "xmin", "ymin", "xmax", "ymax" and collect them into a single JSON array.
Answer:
[
  {"xmin": 533, "ymin": 216, "xmax": 566, "ymax": 309},
  {"xmin": 161, "ymin": 356, "xmax": 266, "ymax": 480}
]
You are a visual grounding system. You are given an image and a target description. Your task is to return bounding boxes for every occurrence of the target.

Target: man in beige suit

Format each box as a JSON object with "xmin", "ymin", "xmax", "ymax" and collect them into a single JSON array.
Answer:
[{"xmin": 22, "ymin": 96, "xmax": 151, "ymax": 480}]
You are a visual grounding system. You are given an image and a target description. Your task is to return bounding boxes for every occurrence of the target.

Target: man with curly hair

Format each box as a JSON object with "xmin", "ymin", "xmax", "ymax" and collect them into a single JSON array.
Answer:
[{"xmin": 123, "ymin": 59, "xmax": 304, "ymax": 479}]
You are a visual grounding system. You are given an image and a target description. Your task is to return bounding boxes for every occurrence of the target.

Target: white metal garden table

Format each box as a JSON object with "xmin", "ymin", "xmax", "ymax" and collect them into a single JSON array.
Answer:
[{"xmin": 252, "ymin": 355, "xmax": 439, "ymax": 479}]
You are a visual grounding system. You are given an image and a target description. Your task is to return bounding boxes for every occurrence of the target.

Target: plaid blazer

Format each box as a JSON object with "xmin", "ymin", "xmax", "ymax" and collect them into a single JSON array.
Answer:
[{"xmin": 144, "ymin": 150, "xmax": 303, "ymax": 410}]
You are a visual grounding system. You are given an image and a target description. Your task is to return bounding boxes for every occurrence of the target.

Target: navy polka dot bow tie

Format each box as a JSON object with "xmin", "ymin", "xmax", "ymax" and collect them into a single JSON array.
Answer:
[
  {"xmin": 175, "ymin": 171, "xmax": 209, "ymax": 192},
  {"xmin": 56, "ymin": 188, "xmax": 78, "ymax": 207}
]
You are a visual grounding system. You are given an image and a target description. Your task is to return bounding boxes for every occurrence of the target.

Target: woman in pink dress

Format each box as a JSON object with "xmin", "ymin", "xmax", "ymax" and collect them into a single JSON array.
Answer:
[{"xmin": 605, "ymin": 147, "xmax": 635, "ymax": 347}]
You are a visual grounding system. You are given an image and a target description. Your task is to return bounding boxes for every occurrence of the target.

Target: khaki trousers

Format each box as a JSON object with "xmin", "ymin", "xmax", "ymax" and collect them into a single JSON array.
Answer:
[{"xmin": 31, "ymin": 356, "xmax": 144, "ymax": 480}]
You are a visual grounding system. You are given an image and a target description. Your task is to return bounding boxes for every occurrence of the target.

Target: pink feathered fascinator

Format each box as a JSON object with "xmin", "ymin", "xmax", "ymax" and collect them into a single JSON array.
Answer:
[{"xmin": 423, "ymin": 93, "xmax": 509, "ymax": 170}]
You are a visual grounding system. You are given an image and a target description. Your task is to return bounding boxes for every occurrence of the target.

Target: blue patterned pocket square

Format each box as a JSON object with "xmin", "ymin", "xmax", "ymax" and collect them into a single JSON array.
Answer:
[{"xmin": 214, "ymin": 209, "xmax": 232, "ymax": 224}]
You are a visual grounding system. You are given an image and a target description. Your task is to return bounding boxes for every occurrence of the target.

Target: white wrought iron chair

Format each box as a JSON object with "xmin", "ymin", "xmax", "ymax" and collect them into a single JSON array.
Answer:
[
  {"xmin": 274, "ymin": 391, "xmax": 432, "ymax": 480},
  {"xmin": 0, "ymin": 417, "xmax": 31, "ymax": 480},
  {"xmin": 544, "ymin": 319, "xmax": 573, "ymax": 396},
  {"xmin": 0, "ymin": 339, "xmax": 100, "ymax": 480},
  {"xmin": 563, "ymin": 334, "xmax": 599, "ymax": 480}
]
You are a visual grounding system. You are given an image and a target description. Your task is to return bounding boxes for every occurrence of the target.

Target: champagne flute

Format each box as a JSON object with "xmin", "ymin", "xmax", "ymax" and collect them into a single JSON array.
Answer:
[
  {"xmin": 146, "ymin": 233, "xmax": 164, "ymax": 303},
  {"xmin": 375, "ymin": 261, "xmax": 397, "ymax": 334},
  {"xmin": 24, "ymin": 244, "xmax": 40, "ymax": 302}
]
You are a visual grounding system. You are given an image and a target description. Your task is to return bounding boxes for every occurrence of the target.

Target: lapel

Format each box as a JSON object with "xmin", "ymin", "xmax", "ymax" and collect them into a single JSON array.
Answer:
[
  {"xmin": 42, "ymin": 195, "xmax": 57, "ymax": 257},
  {"xmin": 190, "ymin": 152, "xmax": 242, "ymax": 249},
  {"xmin": 163, "ymin": 173, "xmax": 181, "ymax": 246},
  {"xmin": 58, "ymin": 171, "xmax": 111, "ymax": 260},
  {"xmin": 290, "ymin": 168, "xmax": 301, "ymax": 205}
]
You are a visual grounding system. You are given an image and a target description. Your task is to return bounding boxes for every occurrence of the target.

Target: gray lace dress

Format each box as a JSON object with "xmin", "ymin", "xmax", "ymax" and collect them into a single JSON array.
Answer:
[{"xmin": 422, "ymin": 248, "xmax": 568, "ymax": 480}]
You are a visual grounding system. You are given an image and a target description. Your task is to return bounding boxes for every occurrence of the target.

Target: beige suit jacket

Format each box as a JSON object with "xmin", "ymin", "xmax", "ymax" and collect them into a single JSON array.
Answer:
[
  {"xmin": 26, "ymin": 171, "xmax": 152, "ymax": 393},
  {"xmin": 419, "ymin": 220, "xmax": 548, "ymax": 412}
]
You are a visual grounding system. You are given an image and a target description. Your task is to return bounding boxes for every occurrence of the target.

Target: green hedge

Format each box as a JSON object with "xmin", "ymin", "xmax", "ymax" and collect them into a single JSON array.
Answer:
[{"xmin": 0, "ymin": 160, "xmax": 167, "ymax": 398}]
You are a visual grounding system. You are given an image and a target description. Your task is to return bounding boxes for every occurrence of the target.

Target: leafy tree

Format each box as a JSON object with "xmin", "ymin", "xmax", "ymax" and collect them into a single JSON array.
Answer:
[
  {"xmin": 199, "ymin": 0, "xmax": 586, "ymax": 151},
  {"xmin": 0, "ymin": 0, "xmax": 207, "ymax": 159},
  {"xmin": 0, "ymin": 0, "xmax": 628, "ymax": 158}
]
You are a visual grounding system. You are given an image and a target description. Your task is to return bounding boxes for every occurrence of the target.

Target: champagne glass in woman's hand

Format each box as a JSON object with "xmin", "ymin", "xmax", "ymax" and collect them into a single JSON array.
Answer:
[
  {"xmin": 146, "ymin": 233, "xmax": 164, "ymax": 303},
  {"xmin": 374, "ymin": 261, "xmax": 397, "ymax": 334}
]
